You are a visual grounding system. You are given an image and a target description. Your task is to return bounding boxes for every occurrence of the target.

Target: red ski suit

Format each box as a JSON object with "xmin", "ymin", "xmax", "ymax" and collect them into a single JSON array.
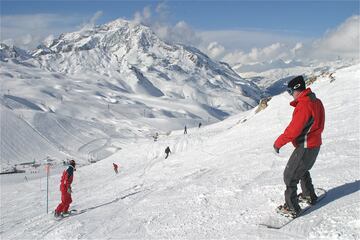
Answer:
[
  {"xmin": 274, "ymin": 88, "xmax": 325, "ymax": 149},
  {"xmin": 55, "ymin": 166, "xmax": 74, "ymax": 214}
]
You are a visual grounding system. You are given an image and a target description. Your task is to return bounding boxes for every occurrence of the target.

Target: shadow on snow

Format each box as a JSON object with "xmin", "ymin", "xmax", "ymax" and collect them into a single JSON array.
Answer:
[{"xmin": 303, "ymin": 180, "xmax": 360, "ymax": 216}]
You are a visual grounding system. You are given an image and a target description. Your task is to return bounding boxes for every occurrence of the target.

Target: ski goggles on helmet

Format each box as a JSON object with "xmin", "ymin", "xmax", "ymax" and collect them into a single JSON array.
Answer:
[
  {"xmin": 287, "ymin": 87, "xmax": 294, "ymax": 95},
  {"xmin": 287, "ymin": 83, "xmax": 302, "ymax": 95}
]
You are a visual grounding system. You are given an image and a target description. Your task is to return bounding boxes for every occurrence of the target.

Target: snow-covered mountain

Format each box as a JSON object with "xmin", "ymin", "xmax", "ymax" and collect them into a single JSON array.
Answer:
[
  {"xmin": 233, "ymin": 59, "xmax": 304, "ymax": 73},
  {"xmin": 33, "ymin": 19, "xmax": 261, "ymax": 111},
  {"xmin": 0, "ymin": 43, "xmax": 32, "ymax": 62},
  {"xmin": 0, "ymin": 18, "xmax": 263, "ymax": 168},
  {"xmin": 234, "ymin": 58, "xmax": 358, "ymax": 96}
]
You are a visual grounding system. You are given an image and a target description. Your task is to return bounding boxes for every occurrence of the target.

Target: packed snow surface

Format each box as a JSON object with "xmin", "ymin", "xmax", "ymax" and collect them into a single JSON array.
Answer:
[{"xmin": 1, "ymin": 64, "xmax": 359, "ymax": 239}]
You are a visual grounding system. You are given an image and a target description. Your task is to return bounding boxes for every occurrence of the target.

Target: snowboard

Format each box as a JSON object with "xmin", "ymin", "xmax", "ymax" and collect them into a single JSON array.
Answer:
[{"xmin": 259, "ymin": 188, "xmax": 327, "ymax": 229}]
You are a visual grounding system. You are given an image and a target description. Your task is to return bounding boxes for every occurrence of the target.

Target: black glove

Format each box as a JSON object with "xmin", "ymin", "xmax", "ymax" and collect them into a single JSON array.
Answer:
[{"xmin": 273, "ymin": 144, "xmax": 280, "ymax": 154}]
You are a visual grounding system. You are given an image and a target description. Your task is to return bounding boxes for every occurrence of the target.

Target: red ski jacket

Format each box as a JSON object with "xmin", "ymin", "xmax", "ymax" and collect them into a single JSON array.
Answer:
[
  {"xmin": 274, "ymin": 88, "xmax": 325, "ymax": 149},
  {"xmin": 60, "ymin": 166, "xmax": 74, "ymax": 193}
]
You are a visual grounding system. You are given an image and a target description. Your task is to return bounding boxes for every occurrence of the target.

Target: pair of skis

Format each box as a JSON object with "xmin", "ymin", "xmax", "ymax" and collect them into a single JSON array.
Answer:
[{"xmin": 54, "ymin": 209, "xmax": 86, "ymax": 220}]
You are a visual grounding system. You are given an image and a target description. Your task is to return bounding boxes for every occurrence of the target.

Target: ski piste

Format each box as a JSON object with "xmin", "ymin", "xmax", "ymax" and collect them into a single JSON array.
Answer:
[{"xmin": 259, "ymin": 188, "xmax": 327, "ymax": 229}]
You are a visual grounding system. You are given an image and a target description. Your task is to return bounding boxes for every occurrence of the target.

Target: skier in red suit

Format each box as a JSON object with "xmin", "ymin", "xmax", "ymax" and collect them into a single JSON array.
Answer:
[{"xmin": 54, "ymin": 159, "xmax": 76, "ymax": 217}]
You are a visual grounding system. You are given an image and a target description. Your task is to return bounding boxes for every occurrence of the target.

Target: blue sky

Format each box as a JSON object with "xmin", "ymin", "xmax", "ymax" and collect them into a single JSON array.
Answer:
[
  {"xmin": 1, "ymin": 0, "xmax": 358, "ymax": 36},
  {"xmin": 1, "ymin": 0, "xmax": 359, "ymax": 63}
]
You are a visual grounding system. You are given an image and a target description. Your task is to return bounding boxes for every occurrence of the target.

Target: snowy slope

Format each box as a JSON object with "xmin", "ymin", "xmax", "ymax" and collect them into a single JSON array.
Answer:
[
  {"xmin": 0, "ymin": 58, "xmax": 239, "ymax": 167},
  {"xmin": 0, "ymin": 106, "xmax": 66, "ymax": 171},
  {"xmin": 0, "ymin": 64, "xmax": 359, "ymax": 239},
  {"xmin": 0, "ymin": 61, "xmax": 149, "ymax": 167}
]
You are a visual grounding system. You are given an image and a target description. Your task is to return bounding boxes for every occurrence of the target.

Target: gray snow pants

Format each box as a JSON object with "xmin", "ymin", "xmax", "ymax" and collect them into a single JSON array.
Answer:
[{"xmin": 283, "ymin": 145, "xmax": 320, "ymax": 211}]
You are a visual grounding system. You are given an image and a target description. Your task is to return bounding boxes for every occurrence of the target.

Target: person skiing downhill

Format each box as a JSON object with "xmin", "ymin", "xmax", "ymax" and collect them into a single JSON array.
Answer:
[
  {"xmin": 165, "ymin": 146, "xmax": 171, "ymax": 159},
  {"xmin": 54, "ymin": 160, "xmax": 76, "ymax": 217},
  {"xmin": 113, "ymin": 163, "xmax": 119, "ymax": 174},
  {"xmin": 274, "ymin": 76, "xmax": 325, "ymax": 218},
  {"xmin": 184, "ymin": 125, "xmax": 187, "ymax": 134}
]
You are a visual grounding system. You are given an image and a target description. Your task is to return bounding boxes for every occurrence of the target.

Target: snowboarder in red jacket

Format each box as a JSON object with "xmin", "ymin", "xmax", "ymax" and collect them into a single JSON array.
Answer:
[
  {"xmin": 54, "ymin": 160, "xmax": 76, "ymax": 217},
  {"xmin": 274, "ymin": 76, "xmax": 325, "ymax": 217}
]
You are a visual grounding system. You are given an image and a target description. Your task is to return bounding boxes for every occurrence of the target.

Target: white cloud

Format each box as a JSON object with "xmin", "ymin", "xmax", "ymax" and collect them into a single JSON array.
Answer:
[
  {"xmin": 78, "ymin": 11, "xmax": 104, "ymax": 33},
  {"xmin": 0, "ymin": 12, "xmax": 103, "ymax": 50},
  {"xmin": 133, "ymin": 6, "xmax": 152, "ymax": 25},
  {"xmin": 308, "ymin": 15, "xmax": 360, "ymax": 60},
  {"xmin": 221, "ymin": 42, "xmax": 296, "ymax": 65},
  {"xmin": 91, "ymin": 11, "xmax": 103, "ymax": 26},
  {"xmin": 170, "ymin": 21, "xmax": 201, "ymax": 46},
  {"xmin": 1, "ymin": 14, "xmax": 78, "ymax": 49},
  {"xmin": 200, "ymin": 15, "xmax": 359, "ymax": 64},
  {"xmin": 132, "ymin": 3, "xmax": 201, "ymax": 46},
  {"xmin": 206, "ymin": 42, "xmax": 226, "ymax": 59},
  {"xmin": 199, "ymin": 30, "xmax": 311, "ymax": 52},
  {"xmin": 291, "ymin": 42, "xmax": 303, "ymax": 56},
  {"xmin": 198, "ymin": 29, "xmax": 314, "ymax": 64}
]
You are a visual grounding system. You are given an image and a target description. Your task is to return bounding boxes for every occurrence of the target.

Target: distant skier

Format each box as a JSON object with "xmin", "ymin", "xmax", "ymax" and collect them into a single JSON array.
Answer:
[
  {"xmin": 153, "ymin": 132, "xmax": 159, "ymax": 142},
  {"xmin": 54, "ymin": 159, "xmax": 76, "ymax": 217},
  {"xmin": 198, "ymin": 122, "xmax": 202, "ymax": 128},
  {"xmin": 184, "ymin": 125, "xmax": 187, "ymax": 134},
  {"xmin": 273, "ymin": 76, "xmax": 325, "ymax": 218},
  {"xmin": 165, "ymin": 146, "xmax": 171, "ymax": 159},
  {"xmin": 113, "ymin": 163, "xmax": 119, "ymax": 174}
]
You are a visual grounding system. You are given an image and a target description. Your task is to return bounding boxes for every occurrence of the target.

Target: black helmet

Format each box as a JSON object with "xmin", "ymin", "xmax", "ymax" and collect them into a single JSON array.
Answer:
[
  {"xmin": 69, "ymin": 159, "xmax": 76, "ymax": 168},
  {"xmin": 287, "ymin": 76, "xmax": 306, "ymax": 95}
]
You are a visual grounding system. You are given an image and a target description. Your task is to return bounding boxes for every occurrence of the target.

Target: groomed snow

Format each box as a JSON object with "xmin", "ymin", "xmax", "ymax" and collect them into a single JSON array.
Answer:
[{"xmin": 0, "ymin": 64, "xmax": 359, "ymax": 239}]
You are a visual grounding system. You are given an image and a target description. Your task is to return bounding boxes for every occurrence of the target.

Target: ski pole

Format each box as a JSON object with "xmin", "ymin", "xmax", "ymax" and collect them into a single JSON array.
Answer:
[{"xmin": 46, "ymin": 164, "xmax": 50, "ymax": 214}]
